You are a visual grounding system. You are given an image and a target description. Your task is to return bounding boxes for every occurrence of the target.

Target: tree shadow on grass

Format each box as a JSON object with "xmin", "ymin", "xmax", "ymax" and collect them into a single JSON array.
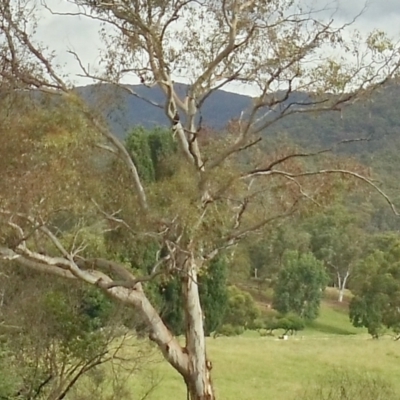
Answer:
[{"xmin": 306, "ymin": 321, "xmax": 357, "ymax": 335}]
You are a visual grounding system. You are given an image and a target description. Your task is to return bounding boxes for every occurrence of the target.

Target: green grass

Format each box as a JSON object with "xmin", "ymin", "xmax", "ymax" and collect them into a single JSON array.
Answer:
[
  {"xmin": 305, "ymin": 303, "xmax": 365, "ymax": 336},
  {"xmin": 137, "ymin": 336, "xmax": 400, "ymax": 400},
  {"xmin": 131, "ymin": 296, "xmax": 400, "ymax": 400}
]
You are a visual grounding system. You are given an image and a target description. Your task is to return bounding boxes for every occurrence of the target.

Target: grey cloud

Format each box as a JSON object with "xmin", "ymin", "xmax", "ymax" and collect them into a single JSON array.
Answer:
[
  {"xmin": 32, "ymin": 0, "xmax": 400, "ymax": 87},
  {"xmin": 35, "ymin": 3, "xmax": 104, "ymax": 85},
  {"xmin": 340, "ymin": 0, "xmax": 400, "ymax": 19},
  {"xmin": 329, "ymin": 0, "xmax": 400, "ymax": 31},
  {"xmin": 304, "ymin": 0, "xmax": 400, "ymax": 38}
]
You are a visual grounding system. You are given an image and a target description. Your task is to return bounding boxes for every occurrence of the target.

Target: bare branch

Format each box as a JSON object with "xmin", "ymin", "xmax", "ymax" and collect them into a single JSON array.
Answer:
[
  {"xmin": 244, "ymin": 168, "xmax": 399, "ymax": 216},
  {"xmin": 0, "ymin": 245, "xmax": 189, "ymax": 375},
  {"xmin": 0, "ymin": 247, "xmax": 74, "ymax": 279},
  {"xmin": 282, "ymin": 175, "xmax": 322, "ymax": 207},
  {"xmin": 225, "ymin": 206, "xmax": 298, "ymax": 244},
  {"xmin": 79, "ymin": 255, "xmax": 169, "ymax": 289},
  {"xmin": 256, "ymin": 136, "xmax": 372, "ymax": 173},
  {"xmin": 86, "ymin": 114, "xmax": 149, "ymax": 211},
  {"xmin": 68, "ymin": 50, "xmax": 164, "ymax": 109}
]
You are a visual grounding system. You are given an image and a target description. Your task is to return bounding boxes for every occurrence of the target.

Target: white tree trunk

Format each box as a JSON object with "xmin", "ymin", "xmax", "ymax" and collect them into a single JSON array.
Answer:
[
  {"xmin": 338, "ymin": 270, "xmax": 350, "ymax": 303},
  {"xmin": 183, "ymin": 260, "xmax": 215, "ymax": 400}
]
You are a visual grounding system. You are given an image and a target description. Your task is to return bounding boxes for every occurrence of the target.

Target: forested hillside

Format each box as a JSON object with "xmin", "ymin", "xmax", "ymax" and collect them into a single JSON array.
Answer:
[
  {"xmin": 83, "ymin": 81, "xmax": 400, "ymax": 210},
  {"xmin": 82, "ymin": 81, "xmax": 400, "ymax": 159},
  {"xmin": 83, "ymin": 81, "xmax": 400, "ymax": 231},
  {"xmin": 78, "ymin": 83, "xmax": 251, "ymax": 137}
]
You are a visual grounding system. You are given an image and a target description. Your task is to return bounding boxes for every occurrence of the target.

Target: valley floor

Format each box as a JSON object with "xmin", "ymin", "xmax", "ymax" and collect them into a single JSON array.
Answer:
[{"xmin": 132, "ymin": 298, "xmax": 400, "ymax": 400}]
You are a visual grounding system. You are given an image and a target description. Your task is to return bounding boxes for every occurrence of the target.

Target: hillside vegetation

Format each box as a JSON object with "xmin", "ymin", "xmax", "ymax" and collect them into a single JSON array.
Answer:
[{"xmin": 84, "ymin": 81, "xmax": 400, "ymax": 159}]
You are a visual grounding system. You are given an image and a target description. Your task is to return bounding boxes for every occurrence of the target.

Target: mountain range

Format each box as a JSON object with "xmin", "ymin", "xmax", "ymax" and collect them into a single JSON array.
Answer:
[
  {"xmin": 77, "ymin": 81, "xmax": 400, "ymax": 230},
  {"xmin": 78, "ymin": 82, "xmax": 400, "ymax": 159},
  {"xmin": 78, "ymin": 83, "xmax": 252, "ymax": 139}
]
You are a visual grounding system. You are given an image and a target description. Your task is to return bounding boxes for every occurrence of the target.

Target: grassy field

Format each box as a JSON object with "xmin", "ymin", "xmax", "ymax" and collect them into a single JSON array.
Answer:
[{"xmin": 132, "ymin": 292, "xmax": 400, "ymax": 400}]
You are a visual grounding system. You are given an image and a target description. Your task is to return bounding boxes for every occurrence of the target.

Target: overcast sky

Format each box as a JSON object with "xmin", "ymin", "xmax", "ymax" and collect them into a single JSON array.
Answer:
[{"xmin": 35, "ymin": 0, "xmax": 400, "ymax": 93}]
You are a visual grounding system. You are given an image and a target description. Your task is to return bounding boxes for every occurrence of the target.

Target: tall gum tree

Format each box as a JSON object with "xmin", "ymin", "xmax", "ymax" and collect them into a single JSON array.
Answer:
[
  {"xmin": 1, "ymin": 1, "xmax": 400, "ymax": 399},
  {"xmin": 306, "ymin": 204, "xmax": 366, "ymax": 302}
]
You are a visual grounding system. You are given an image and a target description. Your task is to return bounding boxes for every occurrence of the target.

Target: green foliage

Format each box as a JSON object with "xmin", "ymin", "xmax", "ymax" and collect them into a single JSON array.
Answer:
[
  {"xmin": 0, "ymin": 344, "xmax": 18, "ymax": 400},
  {"xmin": 306, "ymin": 204, "xmax": 364, "ymax": 290},
  {"xmin": 222, "ymin": 286, "xmax": 260, "ymax": 329},
  {"xmin": 37, "ymin": 285, "xmax": 113, "ymax": 360},
  {"xmin": 125, "ymin": 126, "xmax": 177, "ymax": 183},
  {"xmin": 159, "ymin": 256, "xmax": 228, "ymax": 336},
  {"xmin": 264, "ymin": 316, "xmax": 280, "ymax": 333},
  {"xmin": 80, "ymin": 286, "xmax": 114, "ymax": 323},
  {"xmin": 125, "ymin": 126, "xmax": 156, "ymax": 182},
  {"xmin": 158, "ymin": 278, "xmax": 185, "ymax": 335},
  {"xmin": 260, "ymin": 83, "xmax": 400, "ymax": 233},
  {"xmin": 200, "ymin": 257, "xmax": 229, "ymax": 336},
  {"xmin": 349, "ymin": 295, "xmax": 386, "ymax": 339},
  {"xmin": 244, "ymin": 222, "xmax": 311, "ymax": 281},
  {"xmin": 248, "ymin": 318, "xmax": 266, "ymax": 331},
  {"xmin": 273, "ymin": 251, "xmax": 328, "ymax": 320},
  {"xmin": 260, "ymin": 313, "xmax": 305, "ymax": 336},
  {"xmin": 215, "ymin": 324, "xmax": 245, "ymax": 337},
  {"xmin": 123, "ymin": 128, "xmax": 229, "ymax": 336},
  {"xmin": 145, "ymin": 256, "xmax": 229, "ymax": 336},
  {"xmin": 0, "ymin": 272, "xmax": 121, "ymax": 400},
  {"xmin": 349, "ymin": 239, "xmax": 400, "ymax": 338},
  {"xmin": 277, "ymin": 314, "xmax": 305, "ymax": 335},
  {"xmin": 0, "ymin": 94, "xmax": 109, "ymax": 218}
]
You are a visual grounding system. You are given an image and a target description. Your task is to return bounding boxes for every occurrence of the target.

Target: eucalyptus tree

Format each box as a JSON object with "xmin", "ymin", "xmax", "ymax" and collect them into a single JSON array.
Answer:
[
  {"xmin": 1, "ymin": 1, "xmax": 400, "ymax": 399},
  {"xmin": 350, "ymin": 234, "xmax": 400, "ymax": 339},
  {"xmin": 272, "ymin": 251, "xmax": 328, "ymax": 320},
  {"xmin": 307, "ymin": 205, "xmax": 365, "ymax": 302}
]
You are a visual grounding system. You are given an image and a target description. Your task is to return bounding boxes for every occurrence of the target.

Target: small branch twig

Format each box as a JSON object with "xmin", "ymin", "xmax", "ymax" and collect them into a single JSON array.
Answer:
[{"xmin": 244, "ymin": 168, "xmax": 399, "ymax": 216}]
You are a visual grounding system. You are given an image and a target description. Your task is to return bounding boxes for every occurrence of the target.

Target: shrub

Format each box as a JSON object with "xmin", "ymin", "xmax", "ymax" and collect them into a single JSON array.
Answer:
[
  {"xmin": 264, "ymin": 313, "xmax": 305, "ymax": 335},
  {"xmin": 223, "ymin": 286, "xmax": 260, "ymax": 328},
  {"xmin": 248, "ymin": 318, "xmax": 265, "ymax": 331},
  {"xmin": 214, "ymin": 324, "xmax": 245, "ymax": 337},
  {"xmin": 273, "ymin": 251, "xmax": 328, "ymax": 320}
]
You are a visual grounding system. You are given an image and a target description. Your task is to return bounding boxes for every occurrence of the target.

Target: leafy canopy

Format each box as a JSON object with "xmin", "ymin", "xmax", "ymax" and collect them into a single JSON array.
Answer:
[
  {"xmin": 273, "ymin": 251, "xmax": 328, "ymax": 320},
  {"xmin": 350, "ymin": 236, "xmax": 400, "ymax": 338}
]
